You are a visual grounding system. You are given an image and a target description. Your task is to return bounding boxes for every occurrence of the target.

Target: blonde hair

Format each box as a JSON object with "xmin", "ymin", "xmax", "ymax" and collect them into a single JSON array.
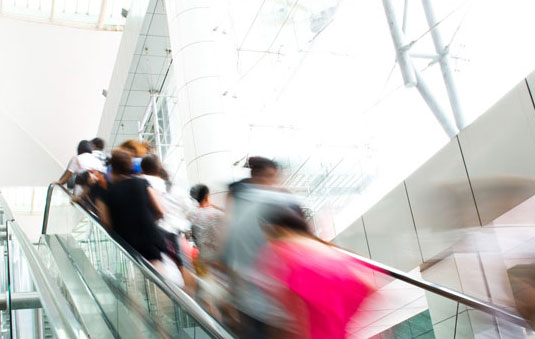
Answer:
[{"xmin": 118, "ymin": 139, "xmax": 149, "ymax": 158}]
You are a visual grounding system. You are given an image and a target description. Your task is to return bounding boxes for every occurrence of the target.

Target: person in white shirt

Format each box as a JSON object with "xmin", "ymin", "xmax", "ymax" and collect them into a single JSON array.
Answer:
[
  {"xmin": 140, "ymin": 154, "xmax": 194, "ymax": 233},
  {"xmin": 140, "ymin": 154, "xmax": 167, "ymax": 195},
  {"xmin": 91, "ymin": 137, "xmax": 109, "ymax": 167},
  {"xmin": 140, "ymin": 154, "xmax": 195, "ymax": 288},
  {"xmin": 56, "ymin": 140, "xmax": 105, "ymax": 188}
]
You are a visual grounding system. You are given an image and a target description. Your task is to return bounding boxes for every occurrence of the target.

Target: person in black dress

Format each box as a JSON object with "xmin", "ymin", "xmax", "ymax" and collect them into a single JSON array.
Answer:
[{"xmin": 96, "ymin": 149, "xmax": 166, "ymax": 269}]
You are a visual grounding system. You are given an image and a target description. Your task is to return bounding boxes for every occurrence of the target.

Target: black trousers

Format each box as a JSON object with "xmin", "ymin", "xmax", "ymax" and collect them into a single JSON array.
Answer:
[{"xmin": 160, "ymin": 229, "xmax": 183, "ymax": 267}]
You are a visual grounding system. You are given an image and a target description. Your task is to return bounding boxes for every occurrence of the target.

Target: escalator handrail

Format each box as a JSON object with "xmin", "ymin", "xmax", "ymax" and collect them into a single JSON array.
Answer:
[
  {"xmin": 335, "ymin": 247, "xmax": 528, "ymax": 328},
  {"xmin": 43, "ymin": 183, "xmax": 530, "ymax": 330},
  {"xmin": 42, "ymin": 183, "xmax": 234, "ymax": 339},
  {"xmin": 0, "ymin": 193, "xmax": 89, "ymax": 339}
]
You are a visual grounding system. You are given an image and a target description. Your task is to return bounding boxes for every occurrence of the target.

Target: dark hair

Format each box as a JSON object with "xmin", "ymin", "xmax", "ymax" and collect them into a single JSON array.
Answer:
[
  {"xmin": 190, "ymin": 184, "xmax": 209, "ymax": 204},
  {"xmin": 247, "ymin": 156, "xmax": 278, "ymax": 177},
  {"xmin": 77, "ymin": 140, "xmax": 93, "ymax": 155},
  {"xmin": 141, "ymin": 154, "xmax": 161, "ymax": 175},
  {"xmin": 262, "ymin": 204, "xmax": 311, "ymax": 235},
  {"xmin": 110, "ymin": 149, "xmax": 133, "ymax": 175},
  {"xmin": 91, "ymin": 137, "xmax": 105, "ymax": 150},
  {"xmin": 160, "ymin": 168, "xmax": 171, "ymax": 192},
  {"xmin": 159, "ymin": 168, "xmax": 169, "ymax": 181},
  {"xmin": 74, "ymin": 171, "xmax": 90, "ymax": 186}
]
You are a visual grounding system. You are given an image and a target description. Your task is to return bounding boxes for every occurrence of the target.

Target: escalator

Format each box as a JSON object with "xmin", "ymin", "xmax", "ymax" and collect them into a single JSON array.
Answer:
[
  {"xmin": 0, "ymin": 184, "xmax": 533, "ymax": 338},
  {"xmin": 0, "ymin": 193, "xmax": 88, "ymax": 338},
  {"xmin": 39, "ymin": 184, "xmax": 230, "ymax": 339}
]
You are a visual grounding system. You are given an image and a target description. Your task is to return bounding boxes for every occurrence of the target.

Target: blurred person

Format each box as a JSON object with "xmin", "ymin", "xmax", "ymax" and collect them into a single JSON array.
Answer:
[
  {"xmin": 158, "ymin": 178, "xmax": 194, "ymax": 237},
  {"xmin": 227, "ymin": 156, "xmax": 280, "ymax": 198},
  {"xmin": 68, "ymin": 169, "xmax": 109, "ymax": 241},
  {"xmin": 161, "ymin": 185, "xmax": 198, "ymax": 292},
  {"xmin": 179, "ymin": 230, "xmax": 198, "ymax": 269},
  {"xmin": 91, "ymin": 137, "xmax": 109, "ymax": 167},
  {"xmin": 140, "ymin": 154, "xmax": 186, "ymax": 285},
  {"xmin": 189, "ymin": 184, "xmax": 224, "ymax": 262},
  {"xmin": 96, "ymin": 150, "xmax": 166, "ymax": 269},
  {"xmin": 142, "ymin": 140, "xmax": 155, "ymax": 154},
  {"xmin": 189, "ymin": 184, "xmax": 226, "ymax": 316},
  {"xmin": 118, "ymin": 139, "xmax": 149, "ymax": 158},
  {"xmin": 222, "ymin": 156, "xmax": 299, "ymax": 337},
  {"xmin": 140, "ymin": 154, "xmax": 200, "ymax": 289},
  {"xmin": 256, "ymin": 205, "xmax": 376, "ymax": 339},
  {"xmin": 140, "ymin": 154, "xmax": 167, "ymax": 194},
  {"xmin": 71, "ymin": 171, "xmax": 100, "ymax": 213},
  {"xmin": 118, "ymin": 139, "xmax": 151, "ymax": 174},
  {"xmin": 56, "ymin": 140, "xmax": 105, "ymax": 194}
]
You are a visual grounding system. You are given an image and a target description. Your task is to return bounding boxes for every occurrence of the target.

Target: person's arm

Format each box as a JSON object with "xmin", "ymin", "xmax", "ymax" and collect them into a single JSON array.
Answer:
[
  {"xmin": 56, "ymin": 170, "xmax": 73, "ymax": 185},
  {"xmin": 95, "ymin": 199, "xmax": 112, "ymax": 229},
  {"xmin": 57, "ymin": 156, "xmax": 78, "ymax": 185},
  {"xmin": 147, "ymin": 186, "xmax": 165, "ymax": 220}
]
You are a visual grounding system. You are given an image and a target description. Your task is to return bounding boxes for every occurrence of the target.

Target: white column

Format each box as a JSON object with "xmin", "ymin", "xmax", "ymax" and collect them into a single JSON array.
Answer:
[{"xmin": 164, "ymin": 0, "xmax": 236, "ymax": 206}]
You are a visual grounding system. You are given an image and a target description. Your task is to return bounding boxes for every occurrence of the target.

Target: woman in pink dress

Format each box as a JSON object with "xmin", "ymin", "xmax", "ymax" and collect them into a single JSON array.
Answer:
[{"xmin": 256, "ymin": 205, "xmax": 376, "ymax": 339}]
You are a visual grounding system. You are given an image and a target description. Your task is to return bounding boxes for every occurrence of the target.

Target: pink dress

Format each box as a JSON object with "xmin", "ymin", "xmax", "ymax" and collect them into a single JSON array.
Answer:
[{"xmin": 257, "ymin": 238, "xmax": 375, "ymax": 339}]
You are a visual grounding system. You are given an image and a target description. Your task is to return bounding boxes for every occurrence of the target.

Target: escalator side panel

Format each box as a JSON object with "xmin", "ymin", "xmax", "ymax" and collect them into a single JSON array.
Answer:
[
  {"xmin": 55, "ymin": 234, "xmax": 163, "ymax": 339},
  {"xmin": 43, "ymin": 235, "xmax": 115, "ymax": 339}
]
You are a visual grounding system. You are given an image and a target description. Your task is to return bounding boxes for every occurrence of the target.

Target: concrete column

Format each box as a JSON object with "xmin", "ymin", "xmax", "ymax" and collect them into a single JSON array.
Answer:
[{"xmin": 164, "ymin": 0, "xmax": 237, "ymax": 206}]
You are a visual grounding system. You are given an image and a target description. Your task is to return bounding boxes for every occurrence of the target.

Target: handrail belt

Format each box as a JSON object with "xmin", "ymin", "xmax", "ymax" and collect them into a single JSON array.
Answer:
[{"xmin": 43, "ymin": 183, "xmax": 530, "ymax": 331}]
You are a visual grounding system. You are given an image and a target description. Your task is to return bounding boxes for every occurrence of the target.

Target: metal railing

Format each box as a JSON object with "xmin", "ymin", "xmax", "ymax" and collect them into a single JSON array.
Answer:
[
  {"xmin": 42, "ymin": 183, "xmax": 531, "ymax": 332},
  {"xmin": 43, "ymin": 183, "xmax": 234, "ymax": 339},
  {"xmin": 335, "ymin": 247, "xmax": 528, "ymax": 328},
  {"xmin": 0, "ymin": 192, "xmax": 89, "ymax": 338}
]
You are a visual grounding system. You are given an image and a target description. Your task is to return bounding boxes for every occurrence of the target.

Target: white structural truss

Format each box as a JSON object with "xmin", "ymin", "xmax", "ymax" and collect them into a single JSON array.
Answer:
[
  {"xmin": 137, "ymin": 93, "xmax": 179, "ymax": 160},
  {"xmin": 382, "ymin": 0, "xmax": 465, "ymax": 138}
]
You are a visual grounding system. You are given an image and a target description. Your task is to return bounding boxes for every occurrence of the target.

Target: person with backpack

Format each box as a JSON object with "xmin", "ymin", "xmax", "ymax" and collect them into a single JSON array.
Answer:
[{"xmin": 56, "ymin": 140, "xmax": 105, "ymax": 195}]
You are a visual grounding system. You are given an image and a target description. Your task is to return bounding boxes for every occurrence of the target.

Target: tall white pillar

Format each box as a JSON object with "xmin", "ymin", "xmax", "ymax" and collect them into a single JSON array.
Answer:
[{"xmin": 164, "ymin": 0, "xmax": 237, "ymax": 205}]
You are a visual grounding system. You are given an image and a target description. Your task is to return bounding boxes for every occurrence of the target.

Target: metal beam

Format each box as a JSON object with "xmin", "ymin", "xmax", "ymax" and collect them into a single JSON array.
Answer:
[
  {"xmin": 410, "ymin": 52, "xmax": 439, "ymax": 61},
  {"xmin": 382, "ymin": 0, "xmax": 417, "ymax": 87},
  {"xmin": 421, "ymin": 0, "xmax": 466, "ymax": 129},
  {"xmin": 137, "ymin": 121, "xmax": 142, "ymax": 141},
  {"xmin": 151, "ymin": 95, "xmax": 163, "ymax": 158},
  {"xmin": 0, "ymin": 292, "xmax": 41, "ymax": 310},
  {"xmin": 138, "ymin": 100, "xmax": 154, "ymax": 136},
  {"xmin": 402, "ymin": 0, "xmax": 410, "ymax": 33},
  {"xmin": 414, "ymin": 69, "xmax": 458, "ymax": 138},
  {"xmin": 382, "ymin": 0, "xmax": 460, "ymax": 138}
]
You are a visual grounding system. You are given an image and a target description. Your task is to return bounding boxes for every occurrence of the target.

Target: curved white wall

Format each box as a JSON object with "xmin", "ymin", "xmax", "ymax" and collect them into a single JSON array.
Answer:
[{"xmin": 0, "ymin": 17, "xmax": 121, "ymax": 186}]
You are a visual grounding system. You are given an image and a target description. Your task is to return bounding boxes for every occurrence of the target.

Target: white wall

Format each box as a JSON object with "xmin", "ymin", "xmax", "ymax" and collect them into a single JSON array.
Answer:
[{"xmin": 0, "ymin": 17, "xmax": 122, "ymax": 186}]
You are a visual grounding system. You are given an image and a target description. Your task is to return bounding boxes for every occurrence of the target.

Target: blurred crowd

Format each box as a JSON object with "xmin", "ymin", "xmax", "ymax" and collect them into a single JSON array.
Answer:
[{"xmin": 56, "ymin": 138, "xmax": 378, "ymax": 338}]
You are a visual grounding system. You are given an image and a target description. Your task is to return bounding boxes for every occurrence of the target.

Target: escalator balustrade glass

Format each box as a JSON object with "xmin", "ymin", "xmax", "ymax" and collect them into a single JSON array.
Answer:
[
  {"xmin": 42, "ymin": 184, "xmax": 534, "ymax": 338},
  {"xmin": 42, "ymin": 184, "xmax": 232, "ymax": 339}
]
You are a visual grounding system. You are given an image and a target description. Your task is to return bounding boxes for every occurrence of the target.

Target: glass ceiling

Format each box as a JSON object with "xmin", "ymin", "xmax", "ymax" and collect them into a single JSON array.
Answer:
[
  {"xmin": 1, "ymin": 0, "xmax": 131, "ymax": 30},
  {"xmin": 217, "ymin": 0, "xmax": 535, "ymax": 236}
]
